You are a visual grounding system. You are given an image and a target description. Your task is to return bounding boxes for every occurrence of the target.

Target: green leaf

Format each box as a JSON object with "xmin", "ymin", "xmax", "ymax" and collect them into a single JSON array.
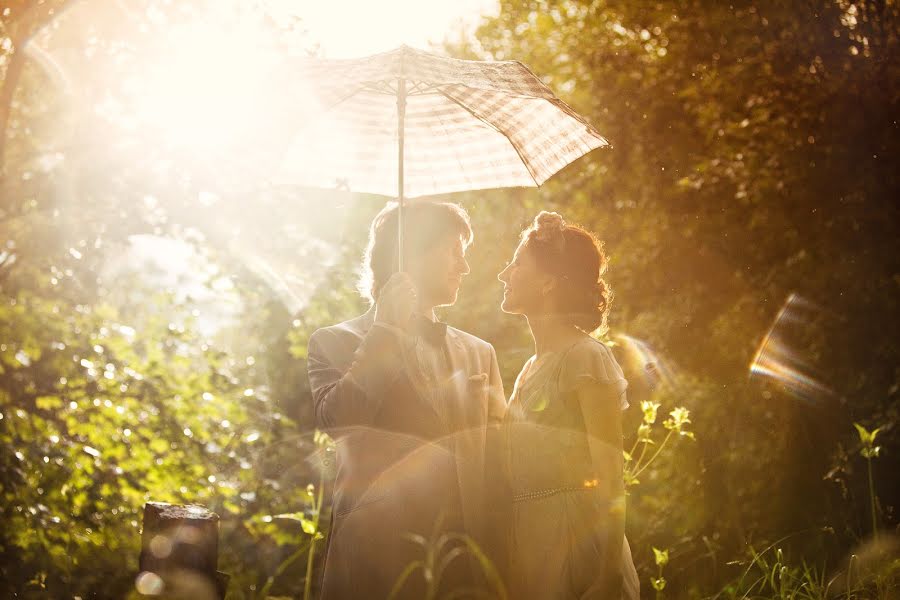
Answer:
[
  {"xmin": 641, "ymin": 401, "xmax": 660, "ymax": 425},
  {"xmin": 854, "ymin": 423, "xmax": 883, "ymax": 458},
  {"xmin": 854, "ymin": 422, "xmax": 873, "ymax": 445},
  {"xmin": 653, "ymin": 547, "xmax": 669, "ymax": 567},
  {"xmin": 35, "ymin": 396, "xmax": 62, "ymax": 410},
  {"xmin": 300, "ymin": 518, "xmax": 317, "ymax": 535},
  {"xmin": 861, "ymin": 446, "xmax": 881, "ymax": 459}
]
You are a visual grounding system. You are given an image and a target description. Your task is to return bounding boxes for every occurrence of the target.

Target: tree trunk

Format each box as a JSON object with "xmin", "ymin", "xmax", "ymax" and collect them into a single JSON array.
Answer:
[{"xmin": 137, "ymin": 502, "xmax": 229, "ymax": 600}]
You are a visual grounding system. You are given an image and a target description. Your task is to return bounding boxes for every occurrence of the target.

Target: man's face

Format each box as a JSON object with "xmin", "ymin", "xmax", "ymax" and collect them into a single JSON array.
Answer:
[{"xmin": 408, "ymin": 234, "xmax": 470, "ymax": 308}]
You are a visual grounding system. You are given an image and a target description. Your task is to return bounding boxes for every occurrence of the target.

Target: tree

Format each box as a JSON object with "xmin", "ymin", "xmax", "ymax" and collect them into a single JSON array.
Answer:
[
  {"xmin": 455, "ymin": 0, "xmax": 898, "ymax": 594},
  {"xmin": 0, "ymin": 1, "xmax": 333, "ymax": 596}
]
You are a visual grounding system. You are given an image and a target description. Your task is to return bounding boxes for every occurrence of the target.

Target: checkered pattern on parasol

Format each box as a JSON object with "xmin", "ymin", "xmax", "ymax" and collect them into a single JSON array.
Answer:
[{"xmin": 279, "ymin": 45, "xmax": 608, "ymax": 198}]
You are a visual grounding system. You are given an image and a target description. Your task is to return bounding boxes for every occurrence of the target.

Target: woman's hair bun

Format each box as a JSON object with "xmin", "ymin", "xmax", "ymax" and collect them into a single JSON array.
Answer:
[{"xmin": 532, "ymin": 211, "xmax": 567, "ymax": 242}]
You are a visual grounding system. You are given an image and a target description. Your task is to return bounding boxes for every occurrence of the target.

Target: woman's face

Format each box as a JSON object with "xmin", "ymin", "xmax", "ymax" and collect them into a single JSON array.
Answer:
[{"xmin": 497, "ymin": 241, "xmax": 550, "ymax": 316}]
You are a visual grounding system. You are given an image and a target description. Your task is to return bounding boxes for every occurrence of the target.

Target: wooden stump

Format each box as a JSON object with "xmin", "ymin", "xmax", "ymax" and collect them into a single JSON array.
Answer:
[{"xmin": 136, "ymin": 502, "xmax": 228, "ymax": 599}]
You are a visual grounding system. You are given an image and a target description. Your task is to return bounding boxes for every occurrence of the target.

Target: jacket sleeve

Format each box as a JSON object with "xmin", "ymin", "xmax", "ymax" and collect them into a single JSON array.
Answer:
[
  {"xmin": 481, "ymin": 343, "xmax": 509, "ymax": 577},
  {"xmin": 307, "ymin": 324, "xmax": 415, "ymax": 432}
]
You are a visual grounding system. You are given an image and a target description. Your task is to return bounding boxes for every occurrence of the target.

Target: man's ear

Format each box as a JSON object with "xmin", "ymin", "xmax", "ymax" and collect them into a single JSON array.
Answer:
[
  {"xmin": 399, "ymin": 243, "xmax": 417, "ymax": 273},
  {"xmin": 403, "ymin": 251, "xmax": 421, "ymax": 275}
]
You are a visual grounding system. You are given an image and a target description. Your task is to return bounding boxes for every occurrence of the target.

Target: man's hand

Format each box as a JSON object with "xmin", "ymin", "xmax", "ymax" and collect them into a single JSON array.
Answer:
[{"xmin": 374, "ymin": 273, "xmax": 417, "ymax": 329}]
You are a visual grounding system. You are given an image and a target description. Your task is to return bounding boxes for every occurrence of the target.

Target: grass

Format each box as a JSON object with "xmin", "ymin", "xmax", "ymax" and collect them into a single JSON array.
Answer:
[{"xmin": 712, "ymin": 538, "xmax": 899, "ymax": 600}]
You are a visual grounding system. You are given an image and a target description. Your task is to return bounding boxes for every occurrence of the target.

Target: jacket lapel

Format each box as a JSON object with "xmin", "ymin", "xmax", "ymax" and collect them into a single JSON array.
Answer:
[
  {"xmin": 444, "ymin": 328, "xmax": 476, "ymax": 431},
  {"xmin": 358, "ymin": 311, "xmax": 453, "ymax": 429},
  {"xmin": 444, "ymin": 328, "xmax": 490, "ymax": 560}
]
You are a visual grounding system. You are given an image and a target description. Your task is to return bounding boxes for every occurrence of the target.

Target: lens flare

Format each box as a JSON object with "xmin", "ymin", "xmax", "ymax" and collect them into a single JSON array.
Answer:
[
  {"xmin": 614, "ymin": 333, "xmax": 674, "ymax": 391},
  {"xmin": 750, "ymin": 293, "xmax": 833, "ymax": 402}
]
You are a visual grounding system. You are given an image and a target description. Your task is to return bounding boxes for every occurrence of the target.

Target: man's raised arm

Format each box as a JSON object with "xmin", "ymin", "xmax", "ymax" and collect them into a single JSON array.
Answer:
[{"xmin": 307, "ymin": 324, "xmax": 414, "ymax": 431}]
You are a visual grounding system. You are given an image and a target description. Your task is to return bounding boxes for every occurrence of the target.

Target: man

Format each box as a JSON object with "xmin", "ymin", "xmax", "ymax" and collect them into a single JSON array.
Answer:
[{"xmin": 307, "ymin": 201, "xmax": 506, "ymax": 599}]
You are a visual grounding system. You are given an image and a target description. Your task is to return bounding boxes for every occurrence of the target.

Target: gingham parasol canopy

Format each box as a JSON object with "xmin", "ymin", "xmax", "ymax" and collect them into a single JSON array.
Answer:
[{"xmin": 279, "ymin": 45, "xmax": 609, "ymax": 199}]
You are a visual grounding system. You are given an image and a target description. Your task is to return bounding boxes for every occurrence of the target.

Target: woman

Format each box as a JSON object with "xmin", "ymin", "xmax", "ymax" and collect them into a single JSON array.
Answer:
[{"xmin": 497, "ymin": 211, "xmax": 640, "ymax": 599}]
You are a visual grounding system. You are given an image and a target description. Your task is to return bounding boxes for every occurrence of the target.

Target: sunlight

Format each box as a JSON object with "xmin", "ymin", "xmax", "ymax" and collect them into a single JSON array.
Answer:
[
  {"xmin": 110, "ymin": 235, "xmax": 243, "ymax": 337},
  {"xmin": 26, "ymin": 0, "xmax": 397, "ymax": 319},
  {"xmin": 30, "ymin": 0, "xmax": 302, "ymax": 177},
  {"xmin": 5, "ymin": 1, "xmax": 896, "ymax": 596},
  {"xmin": 263, "ymin": 0, "xmax": 498, "ymax": 58},
  {"xmin": 129, "ymin": 18, "xmax": 281, "ymax": 155},
  {"xmin": 30, "ymin": 0, "xmax": 497, "ymax": 181}
]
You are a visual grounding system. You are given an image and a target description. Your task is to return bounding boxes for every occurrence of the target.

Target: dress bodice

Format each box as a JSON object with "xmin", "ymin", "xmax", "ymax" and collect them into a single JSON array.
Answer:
[
  {"xmin": 501, "ymin": 337, "xmax": 640, "ymax": 599},
  {"xmin": 503, "ymin": 337, "xmax": 628, "ymax": 495}
]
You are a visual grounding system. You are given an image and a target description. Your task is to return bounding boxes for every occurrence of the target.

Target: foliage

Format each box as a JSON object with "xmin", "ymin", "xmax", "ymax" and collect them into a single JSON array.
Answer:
[
  {"xmin": 452, "ymin": 0, "xmax": 900, "ymax": 596},
  {"xmin": 257, "ymin": 431, "xmax": 334, "ymax": 600},
  {"xmin": 854, "ymin": 421, "xmax": 883, "ymax": 547},
  {"xmin": 623, "ymin": 399, "xmax": 694, "ymax": 489},
  {"xmin": 716, "ymin": 540, "xmax": 900, "ymax": 600},
  {"xmin": 0, "ymin": 265, "xmax": 312, "ymax": 596},
  {"xmin": 0, "ymin": 2, "xmax": 328, "ymax": 597},
  {"xmin": 387, "ymin": 527, "xmax": 509, "ymax": 600},
  {"xmin": 652, "ymin": 546, "xmax": 669, "ymax": 598}
]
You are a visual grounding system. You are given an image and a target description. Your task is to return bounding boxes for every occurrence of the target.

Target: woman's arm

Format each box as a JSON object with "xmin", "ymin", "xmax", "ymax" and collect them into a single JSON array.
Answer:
[{"xmin": 575, "ymin": 378, "xmax": 626, "ymax": 599}]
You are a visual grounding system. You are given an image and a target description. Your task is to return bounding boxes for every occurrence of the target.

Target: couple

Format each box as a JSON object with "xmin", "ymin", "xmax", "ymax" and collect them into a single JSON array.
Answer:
[{"xmin": 307, "ymin": 201, "xmax": 640, "ymax": 599}]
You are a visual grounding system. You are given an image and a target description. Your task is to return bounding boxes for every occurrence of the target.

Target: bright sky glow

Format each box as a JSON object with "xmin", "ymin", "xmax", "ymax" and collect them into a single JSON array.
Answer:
[
  {"xmin": 32, "ymin": 0, "xmax": 500, "ymax": 180},
  {"xmin": 264, "ymin": 0, "xmax": 498, "ymax": 58},
  {"xmin": 28, "ymin": 0, "xmax": 500, "ymax": 321},
  {"xmin": 132, "ymin": 20, "xmax": 279, "ymax": 153}
]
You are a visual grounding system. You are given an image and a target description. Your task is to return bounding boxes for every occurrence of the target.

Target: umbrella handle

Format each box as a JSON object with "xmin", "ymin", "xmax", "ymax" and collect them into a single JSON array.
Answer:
[{"xmin": 397, "ymin": 76, "xmax": 406, "ymax": 272}]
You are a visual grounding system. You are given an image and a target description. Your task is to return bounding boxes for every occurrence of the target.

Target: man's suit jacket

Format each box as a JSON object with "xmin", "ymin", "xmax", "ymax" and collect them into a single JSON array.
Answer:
[{"xmin": 307, "ymin": 309, "xmax": 506, "ymax": 599}]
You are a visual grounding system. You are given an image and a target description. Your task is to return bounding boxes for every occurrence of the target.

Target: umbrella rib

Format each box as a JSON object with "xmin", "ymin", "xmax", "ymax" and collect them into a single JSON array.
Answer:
[
  {"xmin": 437, "ymin": 89, "xmax": 541, "ymax": 187},
  {"xmin": 360, "ymin": 80, "xmax": 397, "ymax": 95},
  {"xmin": 318, "ymin": 88, "xmax": 370, "ymax": 113}
]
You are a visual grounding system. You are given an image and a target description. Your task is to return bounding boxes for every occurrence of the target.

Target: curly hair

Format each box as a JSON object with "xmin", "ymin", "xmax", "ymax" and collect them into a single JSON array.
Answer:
[
  {"xmin": 520, "ymin": 211, "xmax": 612, "ymax": 333},
  {"xmin": 358, "ymin": 201, "xmax": 473, "ymax": 302}
]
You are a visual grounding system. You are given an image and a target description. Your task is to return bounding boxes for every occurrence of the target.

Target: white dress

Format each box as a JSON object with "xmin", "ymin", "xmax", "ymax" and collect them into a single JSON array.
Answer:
[{"xmin": 503, "ymin": 337, "xmax": 640, "ymax": 599}]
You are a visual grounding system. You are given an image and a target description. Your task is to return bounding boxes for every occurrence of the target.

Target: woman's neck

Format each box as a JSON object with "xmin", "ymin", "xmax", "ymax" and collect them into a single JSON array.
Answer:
[{"xmin": 527, "ymin": 314, "xmax": 583, "ymax": 358}]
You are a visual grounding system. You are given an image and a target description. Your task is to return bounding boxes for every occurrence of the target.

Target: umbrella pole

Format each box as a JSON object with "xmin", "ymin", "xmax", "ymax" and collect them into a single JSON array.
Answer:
[{"xmin": 397, "ymin": 77, "xmax": 406, "ymax": 272}]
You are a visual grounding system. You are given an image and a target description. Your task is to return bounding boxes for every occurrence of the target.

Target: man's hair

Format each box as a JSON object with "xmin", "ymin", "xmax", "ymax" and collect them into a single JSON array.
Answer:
[{"xmin": 358, "ymin": 201, "xmax": 473, "ymax": 302}]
